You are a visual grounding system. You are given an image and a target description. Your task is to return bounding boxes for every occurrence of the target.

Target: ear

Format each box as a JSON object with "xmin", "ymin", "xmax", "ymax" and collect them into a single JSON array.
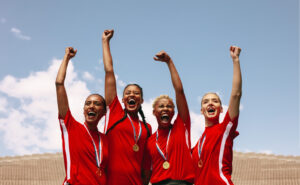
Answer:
[
  {"xmin": 141, "ymin": 98, "xmax": 144, "ymax": 104},
  {"xmin": 153, "ymin": 109, "xmax": 156, "ymax": 116},
  {"xmin": 220, "ymin": 106, "xmax": 223, "ymax": 113},
  {"xmin": 122, "ymin": 97, "xmax": 125, "ymax": 104},
  {"xmin": 200, "ymin": 107, "xmax": 204, "ymax": 115}
]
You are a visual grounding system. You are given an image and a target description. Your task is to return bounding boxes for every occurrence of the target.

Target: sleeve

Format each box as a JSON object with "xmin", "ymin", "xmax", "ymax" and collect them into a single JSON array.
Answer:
[
  {"xmin": 58, "ymin": 109, "xmax": 77, "ymax": 131},
  {"xmin": 104, "ymin": 96, "xmax": 125, "ymax": 133},
  {"xmin": 173, "ymin": 114, "xmax": 192, "ymax": 149},
  {"xmin": 221, "ymin": 111, "xmax": 239, "ymax": 139}
]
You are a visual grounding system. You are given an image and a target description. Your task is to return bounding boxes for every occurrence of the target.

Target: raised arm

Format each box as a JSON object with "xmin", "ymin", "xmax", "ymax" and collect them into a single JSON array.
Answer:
[
  {"xmin": 56, "ymin": 47, "xmax": 77, "ymax": 118},
  {"xmin": 102, "ymin": 29, "xmax": 116, "ymax": 105},
  {"xmin": 154, "ymin": 50, "xmax": 189, "ymax": 123},
  {"xmin": 228, "ymin": 46, "xmax": 242, "ymax": 120}
]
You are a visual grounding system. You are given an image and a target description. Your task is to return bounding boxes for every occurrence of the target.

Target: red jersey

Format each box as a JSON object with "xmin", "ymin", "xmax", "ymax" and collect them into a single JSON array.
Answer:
[
  {"xmin": 104, "ymin": 96, "xmax": 152, "ymax": 185},
  {"xmin": 146, "ymin": 115, "xmax": 194, "ymax": 184},
  {"xmin": 192, "ymin": 111, "xmax": 239, "ymax": 185},
  {"xmin": 59, "ymin": 110, "xmax": 108, "ymax": 185}
]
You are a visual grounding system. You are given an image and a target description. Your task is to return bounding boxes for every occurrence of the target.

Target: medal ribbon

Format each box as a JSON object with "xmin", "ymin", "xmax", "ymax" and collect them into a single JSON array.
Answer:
[
  {"xmin": 83, "ymin": 124, "xmax": 102, "ymax": 168},
  {"xmin": 198, "ymin": 134, "xmax": 206, "ymax": 159},
  {"xmin": 128, "ymin": 115, "xmax": 142, "ymax": 144},
  {"xmin": 155, "ymin": 128, "xmax": 172, "ymax": 161}
]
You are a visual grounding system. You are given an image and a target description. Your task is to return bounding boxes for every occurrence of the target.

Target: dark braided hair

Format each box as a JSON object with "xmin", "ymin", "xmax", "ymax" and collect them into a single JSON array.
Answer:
[{"xmin": 105, "ymin": 84, "xmax": 150, "ymax": 137}]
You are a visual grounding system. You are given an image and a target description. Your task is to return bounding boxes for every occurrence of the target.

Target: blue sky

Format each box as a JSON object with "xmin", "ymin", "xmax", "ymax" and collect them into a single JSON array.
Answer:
[{"xmin": 0, "ymin": 0, "xmax": 299, "ymax": 156}]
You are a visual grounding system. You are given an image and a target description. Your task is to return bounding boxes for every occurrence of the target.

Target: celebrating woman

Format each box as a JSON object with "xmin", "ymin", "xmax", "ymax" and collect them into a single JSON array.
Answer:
[
  {"xmin": 102, "ymin": 29, "xmax": 152, "ymax": 185},
  {"xmin": 56, "ymin": 47, "xmax": 108, "ymax": 185},
  {"xmin": 192, "ymin": 46, "xmax": 242, "ymax": 185},
  {"xmin": 146, "ymin": 51, "xmax": 194, "ymax": 185}
]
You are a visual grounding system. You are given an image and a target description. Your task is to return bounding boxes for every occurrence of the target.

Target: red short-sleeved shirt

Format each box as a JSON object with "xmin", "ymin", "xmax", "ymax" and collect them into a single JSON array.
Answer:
[
  {"xmin": 146, "ymin": 115, "xmax": 195, "ymax": 184},
  {"xmin": 104, "ymin": 96, "xmax": 152, "ymax": 185},
  {"xmin": 192, "ymin": 111, "xmax": 239, "ymax": 185},
  {"xmin": 59, "ymin": 110, "xmax": 108, "ymax": 185}
]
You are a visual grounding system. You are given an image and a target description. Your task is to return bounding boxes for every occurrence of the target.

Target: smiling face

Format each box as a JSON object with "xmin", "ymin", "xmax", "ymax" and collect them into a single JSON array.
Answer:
[
  {"xmin": 153, "ymin": 97, "xmax": 175, "ymax": 129},
  {"xmin": 201, "ymin": 93, "xmax": 223, "ymax": 122},
  {"xmin": 83, "ymin": 94, "xmax": 106, "ymax": 125},
  {"xmin": 122, "ymin": 85, "xmax": 143, "ymax": 114}
]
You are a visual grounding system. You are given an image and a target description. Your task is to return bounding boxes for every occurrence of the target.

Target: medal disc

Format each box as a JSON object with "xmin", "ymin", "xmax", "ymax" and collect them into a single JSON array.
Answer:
[
  {"xmin": 163, "ymin": 161, "xmax": 170, "ymax": 169},
  {"xmin": 133, "ymin": 144, "xmax": 139, "ymax": 152},
  {"xmin": 198, "ymin": 159, "xmax": 203, "ymax": 168}
]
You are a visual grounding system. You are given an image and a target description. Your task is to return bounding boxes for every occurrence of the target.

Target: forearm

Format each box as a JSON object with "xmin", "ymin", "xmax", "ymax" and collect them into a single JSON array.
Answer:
[
  {"xmin": 167, "ymin": 59, "xmax": 184, "ymax": 94},
  {"xmin": 55, "ymin": 55, "xmax": 70, "ymax": 85},
  {"xmin": 231, "ymin": 58, "xmax": 242, "ymax": 98},
  {"xmin": 102, "ymin": 40, "xmax": 114, "ymax": 73}
]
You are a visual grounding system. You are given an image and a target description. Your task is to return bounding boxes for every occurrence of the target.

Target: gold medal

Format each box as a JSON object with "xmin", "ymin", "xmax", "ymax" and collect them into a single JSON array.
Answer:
[
  {"xmin": 163, "ymin": 161, "xmax": 170, "ymax": 169},
  {"xmin": 198, "ymin": 159, "xmax": 203, "ymax": 168},
  {"xmin": 96, "ymin": 168, "xmax": 102, "ymax": 176},
  {"xmin": 133, "ymin": 144, "xmax": 139, "ymax": 152}
]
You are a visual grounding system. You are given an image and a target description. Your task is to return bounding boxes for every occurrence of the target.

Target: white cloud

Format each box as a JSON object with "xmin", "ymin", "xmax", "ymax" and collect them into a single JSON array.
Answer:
[
  {"xmin": 0, "ymin": 96, "xmax": 7, "ymax": 112},
  {"xmin": 1, "ymin": 18, "xmax": 6, "ymax": 24},
  {"xmin": 0, "ymin": 59, "xmax": 91, "ymax": 156},
  {"xmin": 11, "ymin": 27, "xmax": 31, "ymax": 41},
  {"xmin": 82, "ymin": 71, "xmax": 94, "ymax": 81}
]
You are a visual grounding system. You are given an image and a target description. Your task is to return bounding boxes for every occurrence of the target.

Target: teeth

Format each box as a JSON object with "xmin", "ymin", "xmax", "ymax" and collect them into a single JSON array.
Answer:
[
  {"xmin": 128, "ymin": 99, "xmax": 136, "ymax": 105},
  {"xmin": 161, "ymin": 114, "xmax": 169, "ymax": 121},
  {"xmin": 207, "ymin": 107, "xmax": 215, "ymax": 113},
  {"xmin": 88, "ymin": 112, "xmax": 96, "ymax": 116}
]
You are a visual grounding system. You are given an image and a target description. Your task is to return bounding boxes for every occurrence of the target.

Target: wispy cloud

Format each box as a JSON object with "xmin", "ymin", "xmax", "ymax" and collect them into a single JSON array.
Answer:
[
  {"xmin": 82, "ymin": 71, "xmax": 94, "ymax": 81},
  {"xmin": 11, "ymin": 27, "xmax": 31, "ymax": 41}
]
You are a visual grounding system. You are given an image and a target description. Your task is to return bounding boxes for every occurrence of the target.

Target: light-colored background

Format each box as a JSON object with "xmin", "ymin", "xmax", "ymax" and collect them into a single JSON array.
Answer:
[{"xmin": 0, "ymin": 0, "xmax": 299, "ymax": 156}]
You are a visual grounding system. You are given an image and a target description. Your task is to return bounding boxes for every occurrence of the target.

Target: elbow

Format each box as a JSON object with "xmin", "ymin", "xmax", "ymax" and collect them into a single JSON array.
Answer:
[
  {"xmin": 176, "ymin": 87, "xmax": 184, "ymax": 95},
  {"xmin": 232, "ymin": 91, "xmax": 242, "ymax": 99},
  {"xmin": 55, "ymin": 80, "xmax": 64, "ymax": 86}
]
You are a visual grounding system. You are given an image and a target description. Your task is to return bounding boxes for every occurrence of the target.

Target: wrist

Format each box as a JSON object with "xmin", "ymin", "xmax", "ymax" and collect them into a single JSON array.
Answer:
[{"xmin": 232, "ymin": 57, "xmax": 240, "ymax": 63}]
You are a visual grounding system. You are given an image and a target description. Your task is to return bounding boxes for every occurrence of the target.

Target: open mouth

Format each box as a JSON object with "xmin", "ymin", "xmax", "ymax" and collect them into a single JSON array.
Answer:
[
  {"xmin": 160, "ymin": 114, "xmax": 170, "ymax": 122},
  {"xmin": 128, "ymin": 99, "xmax": 136, "ymax": 105},
  {"xmin": 207, "ymin": 107, "xmax": 215, "ymax": 114},
  {"xmin": 88, "ymin": 111, "xmax": 96, "ymax": 117}
]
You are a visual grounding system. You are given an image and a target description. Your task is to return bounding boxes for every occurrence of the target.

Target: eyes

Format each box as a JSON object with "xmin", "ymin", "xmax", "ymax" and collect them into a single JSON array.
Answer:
[
  {"xmin": 124, "ymin": 90, "xmax": 141, "ymax": 96},
  {"xmin": 202, "ymin": 98, "xmax": 220, "ymax": 104},
  {"xmin": 158, "ymin": 104, "xmax": 173, "ymax": 109},
  {"xmin": 85, "ymin": 101, "xmax": 104, "ymax": 107}
]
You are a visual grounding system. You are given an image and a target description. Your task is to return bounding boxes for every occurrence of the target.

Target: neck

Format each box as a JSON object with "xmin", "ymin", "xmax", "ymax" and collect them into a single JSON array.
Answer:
[
  {"xmin": 205, "ymin": 118, "xmax": 219, "ymax": 127},
  {"xmin": 128, "ymin": 111, "xmax": 139, "ymax": 120},
  {"xmin": 85, "ymin": 122, "xmax": 98, "ymax": 131}
]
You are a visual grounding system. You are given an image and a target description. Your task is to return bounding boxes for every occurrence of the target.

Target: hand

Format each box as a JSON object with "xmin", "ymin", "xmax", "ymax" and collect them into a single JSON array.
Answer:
[
  {"xmin": 65, "ymin": 47, "xmax": 77, "ymax": 59},
  {"xmin": 102, "ymin": 29, "xmax": 114, "ymax": 41},
  {"xmin": 230, "ymin": 46, "xmax": 241, "ymax": 61},
  {"xmin": 153, "ymin": 50, "xmax": 171, "ymax": 63}
]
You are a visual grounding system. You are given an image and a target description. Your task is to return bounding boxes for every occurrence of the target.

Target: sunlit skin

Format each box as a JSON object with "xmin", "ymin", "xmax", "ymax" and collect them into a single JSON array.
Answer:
[
  {"xmin": 153, "ymin": 98, "xmax": 175, "ymax": 129},
  {"xmin": 83, "ymin": 95, "xmax": 106, "ymax": 130},
  {"xmin": 122, "ymin": 85, "xmax": 143, "ymax": 119},
  {"xmin": 201, "ymin": 93, "xmax": 223, "ymax": 127}
]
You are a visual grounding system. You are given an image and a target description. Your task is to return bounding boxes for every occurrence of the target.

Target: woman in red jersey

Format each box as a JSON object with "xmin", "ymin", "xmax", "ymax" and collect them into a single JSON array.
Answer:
[
  {"xmin": 102, "ymin": 29, "xmax": 152, "ymax": 185},
  {"xmin": 56, "ymin": 47, "xmax": 108, "ymax": 185},
  {"xmin": 146, "ymin": 51, "xmax": 194, "ymax": 185},
  {"xmin": 192, "ymin": 46, "xmax": 242, "ymax": 185}
]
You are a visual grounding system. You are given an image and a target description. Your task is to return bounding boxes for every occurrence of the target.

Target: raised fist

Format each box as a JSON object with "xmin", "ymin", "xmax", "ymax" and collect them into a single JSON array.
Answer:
[
  {"xmin": 230, "ymin": 46, "xmax": 241, "ymax": 60},
  {"xmin": 102, "ymin": 29, "xmax": 114, "ymax": 41},
  {"xmin": 153, "ymin": 50, "xmax": 171, "ymax": 63},
  {"xmin": 65, "ymin": 47, "xmax": 77, "ymax": 59}
]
